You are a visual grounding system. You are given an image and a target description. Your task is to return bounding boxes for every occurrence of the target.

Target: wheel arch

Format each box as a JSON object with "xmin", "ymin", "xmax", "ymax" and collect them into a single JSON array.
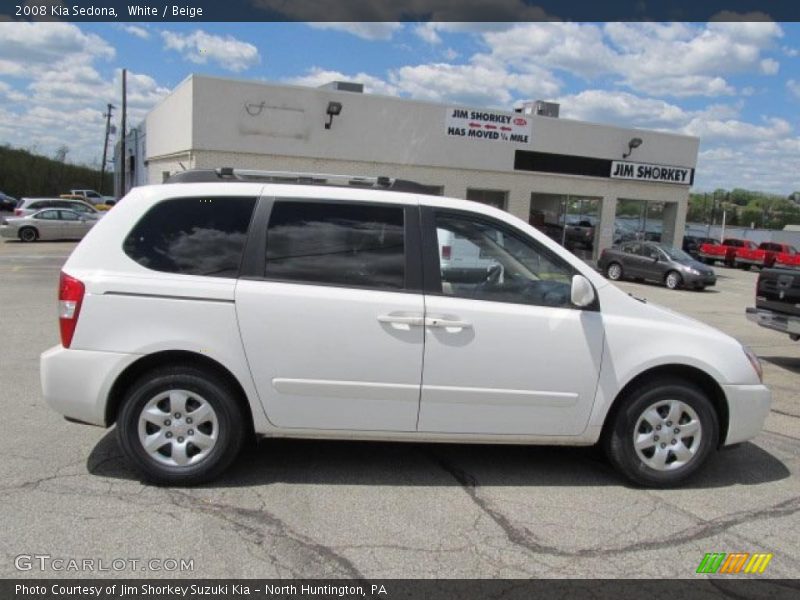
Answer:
[
  {"xmin": 601, "ymin": 364, "xmax": 729, "ymax": 447},
  {"xmin": 105, "ymin": 350, "xmax": 255, "ymax": 438}
]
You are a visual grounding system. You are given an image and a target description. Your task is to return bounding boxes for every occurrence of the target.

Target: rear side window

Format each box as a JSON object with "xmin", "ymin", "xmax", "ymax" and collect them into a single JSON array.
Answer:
[
  {"xmin": 30, "ymin": 201, "xmax": 51, "ymax": 210},
  {"xmin": 123, "ymin": 196, "xmax": 256, "ymax": 278},
  {"xmin": 265, "ymin": 201, "xmax": 405, "ymax": 290}
]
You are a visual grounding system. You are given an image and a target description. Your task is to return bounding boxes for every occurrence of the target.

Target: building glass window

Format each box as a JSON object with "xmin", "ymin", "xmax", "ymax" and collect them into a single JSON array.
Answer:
[{"xmin": 466, "ymin": 189, "xmax": 508, "ymax": 210}]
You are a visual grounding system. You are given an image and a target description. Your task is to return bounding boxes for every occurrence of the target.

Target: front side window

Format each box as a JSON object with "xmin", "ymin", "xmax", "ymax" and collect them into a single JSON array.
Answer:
[
  {"xmin": 435, "ymin": 213, "xmax": 575, "ymax": 308},
  {"xmin": 642, "ymin": 244, "xmax": 662, "ymax": 260},
  {"xmin": 58, "ymin": 210, "xmax": 80, "ymax": 221},
  {"xmin": 265, "ymin": 201, "xmax": 405, "ymax": 290},
  {"xmin": 123, "ymin": 196, "xmax": 256, "ymax": 278}
]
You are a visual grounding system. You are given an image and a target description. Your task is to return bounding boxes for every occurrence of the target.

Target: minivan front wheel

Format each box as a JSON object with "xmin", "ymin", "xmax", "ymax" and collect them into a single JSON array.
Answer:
[
  {"xmin": 604, "ymin": 380, "xmax": 719, "ymax": 487},
  {"xmin": 117, "ymin": 366, "xmax": 246, "ymax": 485}
]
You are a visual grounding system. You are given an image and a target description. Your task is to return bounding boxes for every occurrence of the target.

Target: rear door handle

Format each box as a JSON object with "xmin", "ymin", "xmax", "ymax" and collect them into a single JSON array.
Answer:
[{"xmin": 425, "ymin": 316, "xmax": 472, "ymax": 329}]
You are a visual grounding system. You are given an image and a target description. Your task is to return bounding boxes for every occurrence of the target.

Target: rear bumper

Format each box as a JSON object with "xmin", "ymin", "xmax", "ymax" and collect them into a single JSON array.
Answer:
[
  {"xmin": 722, "ymin": 383, "xmax": 772, "ymax": 446},
  {"xmin": 746, "ymin": 307, "xmax": 800, "ymax": 337},
  {"xmin": 40, "ymin": 345, "xmax": 140, "ymax": 427}
]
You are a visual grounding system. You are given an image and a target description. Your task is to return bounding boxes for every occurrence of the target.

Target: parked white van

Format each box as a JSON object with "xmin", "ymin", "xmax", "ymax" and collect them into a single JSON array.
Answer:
[{"xmin": 41, "ymin": 169, "xmax": 770, "ymax": 486}]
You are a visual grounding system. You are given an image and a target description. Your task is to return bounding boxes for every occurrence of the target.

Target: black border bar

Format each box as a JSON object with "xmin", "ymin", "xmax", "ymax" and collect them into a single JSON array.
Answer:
[
  {"xmin": 3, "ymin": 1, "xmax": 800, "ymax": 22},
  {"xmin": 4, "ymin": 579, "xmax": 800, "ymax": 600}
]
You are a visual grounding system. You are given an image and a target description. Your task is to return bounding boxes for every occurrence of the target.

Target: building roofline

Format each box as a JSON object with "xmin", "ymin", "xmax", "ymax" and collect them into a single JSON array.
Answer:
[{"xmin": 183, "ymin": 73, "xmax": 699, "ymax": 143}]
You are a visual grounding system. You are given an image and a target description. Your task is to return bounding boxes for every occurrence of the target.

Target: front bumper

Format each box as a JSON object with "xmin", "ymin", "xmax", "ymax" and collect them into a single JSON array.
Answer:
[
  {"xmin": 40, "ymin": 345, "xmax": 139, "ymax": 427},
  {"xmin": 722, "ymin": 383, "xmax": 772, "ymax": 445},
  {"xmin": 683, "ymin": 271, "xmax": 717, "ymax": 287},
  {"xmin": 746, "ymin": 307, "xmax": 800, "ymax": 337}
]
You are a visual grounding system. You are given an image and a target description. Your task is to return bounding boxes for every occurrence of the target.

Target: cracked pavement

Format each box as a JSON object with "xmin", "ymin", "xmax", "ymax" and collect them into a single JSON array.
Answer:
[{"xmin": 0, "ymin": 238, "xmax": 798, "ymax": 579}]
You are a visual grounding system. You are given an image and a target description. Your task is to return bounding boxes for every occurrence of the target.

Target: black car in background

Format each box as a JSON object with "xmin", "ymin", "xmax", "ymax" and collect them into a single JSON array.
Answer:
[
  {"xmin": 683, "ymin": 235, "xmax": 717, "ymax": 258},
  {"xmin": 0, "ymin": 191, "xmax": 17, "ymax": 211},
  {"xmin": 599, "ymin": 241, "xmax": 717, "ymax": 291}
]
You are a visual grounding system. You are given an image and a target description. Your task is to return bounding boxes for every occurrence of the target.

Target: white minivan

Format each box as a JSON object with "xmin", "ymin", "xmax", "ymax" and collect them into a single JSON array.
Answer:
[{"xmin": 41, "ymin": 169, "xmax": 771, "ymax": 486}]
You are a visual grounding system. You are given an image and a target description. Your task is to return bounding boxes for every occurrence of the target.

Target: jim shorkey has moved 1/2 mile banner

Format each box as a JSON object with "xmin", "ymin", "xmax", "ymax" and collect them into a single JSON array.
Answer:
[{"xmin": 446, "ymin": 107, "xmax": 532, "ymax": 144}]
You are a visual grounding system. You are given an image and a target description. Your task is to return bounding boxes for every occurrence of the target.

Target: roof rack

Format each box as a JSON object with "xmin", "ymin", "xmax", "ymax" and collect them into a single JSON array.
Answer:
[{"xmin": 165, "ymin": 168, "xmax": 441, "ymax": 195}]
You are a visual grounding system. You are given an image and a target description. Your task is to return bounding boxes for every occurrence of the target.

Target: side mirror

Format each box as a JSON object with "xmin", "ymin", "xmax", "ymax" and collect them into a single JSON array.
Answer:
[{"xmin": 571, "ymin": 274, "xmax": 596, "ymax": 308}]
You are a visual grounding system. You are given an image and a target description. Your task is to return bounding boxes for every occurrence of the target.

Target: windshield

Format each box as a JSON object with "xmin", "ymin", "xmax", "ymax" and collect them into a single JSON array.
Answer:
[{"xmin": 658, "ymin": 244, "xmax": 693, "ymax": 262}]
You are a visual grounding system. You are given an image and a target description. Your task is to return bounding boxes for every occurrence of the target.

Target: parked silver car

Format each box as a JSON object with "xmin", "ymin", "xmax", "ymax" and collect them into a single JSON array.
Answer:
[
  {"xmin": 0, "ymin": 209, "xmax": 98, "ymax": 242},
  {"xmin": 14, "ymin": 197, "xmax": 101, "ymax": 218},
  {"xmin": 598, "ymin": 241, "xmax": 717, "ymax": 290}
]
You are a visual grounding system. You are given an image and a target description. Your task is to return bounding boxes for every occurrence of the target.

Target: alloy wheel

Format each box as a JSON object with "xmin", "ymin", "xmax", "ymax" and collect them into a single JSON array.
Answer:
[
  {"xmin": 137, "ymin": 389, "xmax": 219, "ymax": 467},
  {"xmin": 633, "ymin": 399, "xmax": 702, "ymax": 471}
]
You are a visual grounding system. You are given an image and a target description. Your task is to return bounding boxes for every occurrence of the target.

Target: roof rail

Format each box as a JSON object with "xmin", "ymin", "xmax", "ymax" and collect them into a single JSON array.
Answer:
[{"xmin": 164, "ymin": 168, "xmax": 440, "ymax": 195}]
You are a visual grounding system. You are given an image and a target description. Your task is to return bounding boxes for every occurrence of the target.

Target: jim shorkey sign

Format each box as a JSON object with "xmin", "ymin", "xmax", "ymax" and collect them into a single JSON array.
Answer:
[{"xmin": 611, "ymin": 160, "xmax": 694, "ymax": 185}]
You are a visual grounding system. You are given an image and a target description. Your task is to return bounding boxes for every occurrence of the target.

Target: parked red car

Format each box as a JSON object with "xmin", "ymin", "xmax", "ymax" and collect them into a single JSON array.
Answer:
[
  {"xmin": 735, "ymin": 242, "xmax": 800, "ymax": 270},
  {"xmin": 697, "ymin": 238, "xmax": 756, "ymax": 267}
]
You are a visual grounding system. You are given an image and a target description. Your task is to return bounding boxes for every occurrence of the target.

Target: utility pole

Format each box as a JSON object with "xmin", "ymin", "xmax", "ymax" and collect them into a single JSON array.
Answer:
[
  {"xmin": 99, "ymin": 103, "xmax": 114, "ymax": 194},
  {"xmin": 120, "ymin": 69, "xmax": 127, "ymax": 196}
]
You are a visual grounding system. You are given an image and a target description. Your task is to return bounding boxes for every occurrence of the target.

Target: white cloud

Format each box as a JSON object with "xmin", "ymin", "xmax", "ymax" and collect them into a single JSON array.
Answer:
[
  {"xmin": 760, "ymin": 58, "xmax": 780, "ymax": 75},
  {"xmin": 477, "ymin": 22, "xmax": 783, "ymax": 98},
  {"xmin": 119, "ymin": 25, "xmax": 150, "ymax": 40},
  {"xmin": 786, "ymin": 80, "xmax": 800, "ymax": 100},
  {"xmin": 414, "ymin": 23, "xmax": 441, "ymax": 45},
  {"xmin": 285, "ymin": 68, "xmax": 399, "ymax": 97},
  {"xmin": 161, "ymin": 30, "xmax": 260, "ymax": 72},
  {"xmin": 307, "ymin": 22, "xmax": 402, "ymax": 41},
  {"xmin": 557, "ymin": 90, "xmax": 689, "ymax": 129},
  {"xmin": 683, "ymin": 116, "xmax": 792, "ymax": 143},
  {"xmin": 0, "ymin": 22, "xmax": 114, "ymax": 75}
]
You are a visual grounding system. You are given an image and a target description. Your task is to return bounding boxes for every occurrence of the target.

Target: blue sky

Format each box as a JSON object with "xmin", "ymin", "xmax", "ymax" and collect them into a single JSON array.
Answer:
[{"xmin": 0, "ymin": 21, "xmax": 799, "ymax": 193}]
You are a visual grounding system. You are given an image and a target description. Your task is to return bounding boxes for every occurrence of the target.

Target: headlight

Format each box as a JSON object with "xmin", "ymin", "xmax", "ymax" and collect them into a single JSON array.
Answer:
[
  {"xmin": 742, "ymin": 345, "xmax": 763, "ymax": 383},
  {"xmin": 686, "ymin": 267, "xmax": 700, "ymax": 275}
]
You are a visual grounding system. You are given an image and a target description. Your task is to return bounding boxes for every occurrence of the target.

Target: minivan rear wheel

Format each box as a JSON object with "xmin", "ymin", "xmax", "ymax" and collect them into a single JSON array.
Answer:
[
  {"xmin": 116, "ymin": 366, "xmax": 245, "ymax": 485},
  {"xmin": 604, "ymin": 380, "xmax": 719, "ymax": 487}
]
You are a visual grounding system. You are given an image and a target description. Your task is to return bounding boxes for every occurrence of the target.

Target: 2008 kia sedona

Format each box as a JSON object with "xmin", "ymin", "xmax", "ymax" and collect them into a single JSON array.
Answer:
[{"xmin": 40, "ymin": 169, "xmax": 771, "ymax": 486}]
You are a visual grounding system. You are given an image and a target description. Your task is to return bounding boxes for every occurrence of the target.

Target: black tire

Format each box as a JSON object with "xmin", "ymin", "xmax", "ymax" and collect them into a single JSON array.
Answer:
[
  {"xmin": 18, "ymin": 227, "xmax": 38, "ymax": 242},
  {"xmin": 603, "ymin": 379, "xmax": 719, "ymax": 487},
  {"xmin": 664, "ymin": 270, "xmax": 682, "ymax": 290},
  {"xmin": 116, "ymin": 365, "xmax": 246, "ymax": 485},
  {"xmin": 606, "ymin": 262, "xmax": 624, "ymax": 281}
]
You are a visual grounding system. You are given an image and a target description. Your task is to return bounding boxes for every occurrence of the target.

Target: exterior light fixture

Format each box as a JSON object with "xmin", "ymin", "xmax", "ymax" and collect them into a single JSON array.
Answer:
[
  {"xmin": 325, "ymin": 101, "xmax": 343, "ymax": 129},
  {"xmin": 623, "ymin": 137, "xmax": 643, "ymax": 159}
]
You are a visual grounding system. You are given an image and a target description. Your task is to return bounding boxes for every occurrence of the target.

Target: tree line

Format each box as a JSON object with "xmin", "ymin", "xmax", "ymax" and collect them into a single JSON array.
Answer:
[
  {"xmin": 687, "ymin": 188, "xmax": 800, "ymax": 230},
  {"xmin": 0, "ymin": 145, "xmax": 113, "ymax": 199}
]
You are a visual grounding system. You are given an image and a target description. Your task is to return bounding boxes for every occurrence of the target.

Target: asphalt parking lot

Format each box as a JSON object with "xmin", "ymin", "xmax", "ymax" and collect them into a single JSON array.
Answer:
[{"xmin": 0, "ymin": 237, "xmax": 798, "ymax": 579}]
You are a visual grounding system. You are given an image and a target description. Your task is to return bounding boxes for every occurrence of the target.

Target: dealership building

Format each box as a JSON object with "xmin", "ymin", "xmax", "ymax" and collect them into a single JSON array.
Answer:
[{"xmin": 121, "ymin": 74, "xmax": 700, "ymax": 259}]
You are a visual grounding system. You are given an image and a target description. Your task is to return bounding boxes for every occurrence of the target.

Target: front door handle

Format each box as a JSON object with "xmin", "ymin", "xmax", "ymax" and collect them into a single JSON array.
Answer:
[
  {"xmin": 377, "ymin": 314, "xmax": 425, "ymax": 326},
  {"xmin": 425, "ymin": 316, "xmax": 472, "ymax": 329}
]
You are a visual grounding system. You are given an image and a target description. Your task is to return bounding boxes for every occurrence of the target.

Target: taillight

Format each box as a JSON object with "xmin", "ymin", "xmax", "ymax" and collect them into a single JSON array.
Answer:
[
  {"xmin": 14, "ymin": 208, "xmax": 22, "ymax": 216},
  {"xmin": 442, "ymin": 245, "xmax": 452, "ymax": 260},
  {"xmin": 58, "ymin": 272, "xmax": 85, "ymax": 348}
]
